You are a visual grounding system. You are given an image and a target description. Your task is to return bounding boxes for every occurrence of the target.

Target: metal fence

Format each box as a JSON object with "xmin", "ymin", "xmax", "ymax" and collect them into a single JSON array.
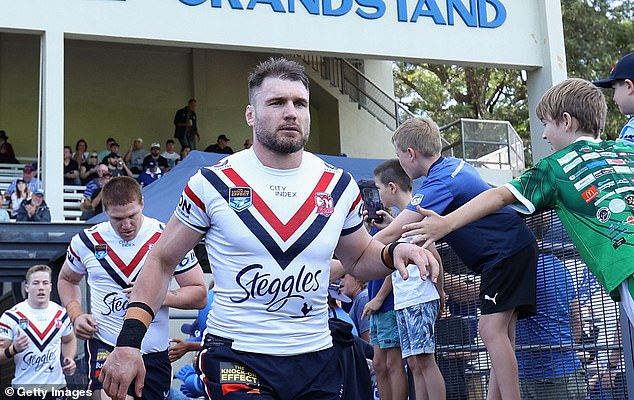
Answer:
[{"xmin": 436, "ymin": 209, "xmax": 627, "ymax": 399}]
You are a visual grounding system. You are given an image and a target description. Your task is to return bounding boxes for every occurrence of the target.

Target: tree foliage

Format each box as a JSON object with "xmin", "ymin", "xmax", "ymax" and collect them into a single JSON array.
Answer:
[{"xmin": 393, "ymin": 0, "xmax": 634, "ymax": 156}]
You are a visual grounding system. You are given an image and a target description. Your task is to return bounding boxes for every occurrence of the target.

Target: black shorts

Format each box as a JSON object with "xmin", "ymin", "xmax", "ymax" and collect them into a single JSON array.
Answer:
[
  {"xmin": 86, "ymin": 338, "xmax": 171, "ymax": 399},
  {"xmin": 196, "ymin": 334, "xmax": 343, "ymax": 400},
  {"xmin": 479, "ymin": 241, "xmax": 537, "ymax": 319}
]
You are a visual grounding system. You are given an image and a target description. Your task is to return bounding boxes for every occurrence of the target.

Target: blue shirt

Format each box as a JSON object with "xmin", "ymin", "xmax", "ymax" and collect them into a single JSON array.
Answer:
[
  {"xmin": 406, "ymin": 157, "xmax": 535, "ymax": 273},
  {"xmin": 348, "ymin": 289, "xmax": 370, "ymax": 336},
  {"xmin": 616, "ymin": 116, "xmax": 634, "ymax": 145},
  {"xmin": 367, "ymin": 278, "xmax": 394, "ymax": 313},
  {"xmin": 516, "ymin": 252, "xmax": 582, "ymax": 379}
]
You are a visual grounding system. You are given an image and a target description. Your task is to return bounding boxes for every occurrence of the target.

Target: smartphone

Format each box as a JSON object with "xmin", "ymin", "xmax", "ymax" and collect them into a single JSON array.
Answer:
[{"xmin": 362, "ymin": 187, "xmax": 384, "ymax": 223}]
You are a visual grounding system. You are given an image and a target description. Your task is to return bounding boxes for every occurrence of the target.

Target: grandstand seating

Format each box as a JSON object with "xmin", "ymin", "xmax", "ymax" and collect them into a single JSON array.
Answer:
[{"xmin": 0, "ymin": 162, "xmax": 87, "ymax": 221}]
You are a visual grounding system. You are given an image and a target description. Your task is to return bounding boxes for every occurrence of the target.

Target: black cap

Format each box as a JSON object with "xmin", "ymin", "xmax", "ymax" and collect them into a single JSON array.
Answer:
[
  {"xmin": 218, "ymin": 134, "xmax": 230, "ymax": 142},
  {"xmin": 107, "ymin": 152, "xmax": 120, "ymax": 158},
  {"xmin": 593, "ymin": 53, "xmax": 634, "ymax": 88}
]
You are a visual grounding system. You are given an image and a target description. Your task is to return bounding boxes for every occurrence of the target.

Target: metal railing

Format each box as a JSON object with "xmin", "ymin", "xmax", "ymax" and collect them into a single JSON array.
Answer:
[
  {"xmin": 296, "ymin": 55, "xmax": 415, "ymax": 131},
  {"xmin": 441, "ymin": 118, "xmax": 525, "ymax": 176}
]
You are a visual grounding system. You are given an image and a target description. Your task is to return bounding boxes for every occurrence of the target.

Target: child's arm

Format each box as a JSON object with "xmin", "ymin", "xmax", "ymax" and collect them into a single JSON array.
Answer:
[
  {"xmin": 361, "ymin": 275, "xmax": 393, "ymax": 320},
  {"xmin": 402, "ymin": 186, "xmax": 516, "ymax": 248}
]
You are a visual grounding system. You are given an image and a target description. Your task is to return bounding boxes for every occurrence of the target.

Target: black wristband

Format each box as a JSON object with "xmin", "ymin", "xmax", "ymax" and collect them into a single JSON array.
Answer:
[
  {"xmin": 381, "ymin": 244, "xmax": 395, "ymax": 270},
  {"xmin": 387, "ymin": 241, "xmax": 405, "ymax": 263},
  {"xmin": 115, "ymin": 319, "xmax": 148, "ymax": 349},
  {"xmin": 4, "ymin": 345, "xmax": 14, "ymax": 359}
]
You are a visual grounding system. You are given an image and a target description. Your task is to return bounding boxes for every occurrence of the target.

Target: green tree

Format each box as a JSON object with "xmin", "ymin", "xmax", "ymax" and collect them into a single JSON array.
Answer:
[{"xmin": 393, "ymin": 0, "xmax": 634, "ymax": 155}]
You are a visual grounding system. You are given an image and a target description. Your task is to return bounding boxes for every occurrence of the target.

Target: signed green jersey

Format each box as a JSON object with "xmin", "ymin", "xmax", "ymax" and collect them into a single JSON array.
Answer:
[{"xmin": 505, "ymin": 139, "xmax": 634, "ymax": 299}]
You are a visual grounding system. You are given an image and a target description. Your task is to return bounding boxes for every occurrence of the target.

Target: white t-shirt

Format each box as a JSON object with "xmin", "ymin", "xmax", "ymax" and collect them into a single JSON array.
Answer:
[
  {"xmin": 391, "ymin": 237, "xmax": 440, "ymax": 310},
  {"xmin": 65, "ymin": 216, "xmax": 198, "ymax": 353},
  {"xmin": 0, "ymin": 300, "xmax": 72, "ymax": 387},
  {"xmin": 175, "ymin": 149, "xmax": 364, "ymax": 355},
  {"xmin": 161, "ymin": 151, "xmax": 180, "ymax": 169}
]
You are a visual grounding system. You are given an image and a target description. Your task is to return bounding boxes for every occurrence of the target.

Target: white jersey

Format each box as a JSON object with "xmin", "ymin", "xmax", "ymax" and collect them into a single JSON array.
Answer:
[
  {"xmin": 175, "ymin": 149, "xmax": 364, "ymax": 355},
  {"xmin": 0, "ymin": 300, "xmax": 72, "ymax": 387},
  {"xmin": 65, "ymin": 216, "xmax": 198, "ymax": 353}
]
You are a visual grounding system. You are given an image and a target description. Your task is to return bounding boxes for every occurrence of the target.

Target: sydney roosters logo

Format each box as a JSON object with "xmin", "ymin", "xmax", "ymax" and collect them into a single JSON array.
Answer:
[{"xmin": 315, "ymin": 192, "xmax": 334, "ymax": 217}]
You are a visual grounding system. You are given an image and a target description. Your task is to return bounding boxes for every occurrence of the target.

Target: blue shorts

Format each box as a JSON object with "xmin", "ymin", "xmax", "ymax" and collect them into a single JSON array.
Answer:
[
  {"xmin": 197, "ymin": 334, "xmax": 343, "ymax": 399},
  {"xmin": 369, "ymin": 310, "xmax": 401, "ymax": 349},
  {"xmin": 86, "ymin": 338, "xmax": 171, "ymax": 399},
  {"xmin": 395, "ymin": 299, "xmax": 440, "ymax": 358}
]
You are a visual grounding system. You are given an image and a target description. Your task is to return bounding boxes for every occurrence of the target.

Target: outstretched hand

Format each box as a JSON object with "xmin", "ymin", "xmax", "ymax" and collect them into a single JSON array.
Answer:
[
  {"xmin": 391, "ymin": 242, "xmax": 439, "ymax": 284},
  {"xmin": 401, "ymin": 207, "xmax": 449, "ymax": 249}
]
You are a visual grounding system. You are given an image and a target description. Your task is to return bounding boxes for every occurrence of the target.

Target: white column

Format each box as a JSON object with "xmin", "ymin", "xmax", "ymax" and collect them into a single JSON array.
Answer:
[
  {"xmin": 40, "ymin": 29, "xmax": 65, "ymax": 222},
  {"xmin": 526, "ymin": 0, "xmax": 568, "ymax": 164}
]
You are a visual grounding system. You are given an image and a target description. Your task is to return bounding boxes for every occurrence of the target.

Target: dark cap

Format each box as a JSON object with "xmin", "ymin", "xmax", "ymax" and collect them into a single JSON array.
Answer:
[
  {"xmin": 593, "ymin": 53, "xmax": 634, "ymax": 88},
  {"xmin": 147, "ymin": 160, "xmax": 157, "ymax": 167},
  {"xmin": 107, "ymin": 152, "xmax": 120, "ymax": 158},
  {"xmin": 218, "ymin": 134, "xmax": 230, "ymax": 142},
  {"xmin": 23, "ymin": 165, "xmax": 35, "ymax": 173}
]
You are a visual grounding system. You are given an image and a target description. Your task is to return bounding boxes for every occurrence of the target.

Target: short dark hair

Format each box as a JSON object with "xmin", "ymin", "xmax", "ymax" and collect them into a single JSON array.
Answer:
[
  {"xmin": 373, "ymin": 159, "xmax": 412, "ymax": 193},
  {"xmin": 248, "ymin": 58, "xmax": 309, "ymax": 104},
  {"xmin": 166, "ymin": 139, "xmax": 175, "ymax": 145},
  {"xmin": 102, "ymin": 176, "xmax": 142, "ymax": 211}
]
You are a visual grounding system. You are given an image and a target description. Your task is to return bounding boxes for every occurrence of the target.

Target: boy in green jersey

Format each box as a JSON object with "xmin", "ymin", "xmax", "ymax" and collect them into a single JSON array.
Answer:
[{"xmin": 402, "ymin": 77, "xmax": 634, "ymax": 328}]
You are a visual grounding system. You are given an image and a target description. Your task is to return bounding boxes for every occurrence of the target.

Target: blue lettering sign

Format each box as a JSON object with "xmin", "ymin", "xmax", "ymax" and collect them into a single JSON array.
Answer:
[{"xmin": 178, "ymin": 0, "xmax": 507, "ymax": 28}]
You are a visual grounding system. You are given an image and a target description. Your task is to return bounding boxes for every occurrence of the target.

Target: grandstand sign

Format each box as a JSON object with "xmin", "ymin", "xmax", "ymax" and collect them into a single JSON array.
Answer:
[{"xmin": 178, "ymin": 0, "xmax": 507, "ymax": 27}]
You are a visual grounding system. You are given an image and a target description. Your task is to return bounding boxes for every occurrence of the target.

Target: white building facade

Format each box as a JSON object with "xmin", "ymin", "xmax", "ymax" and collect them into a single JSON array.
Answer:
[{"xmin": 0, "ymin": 0, "xmax": 566, "ymax": 221}]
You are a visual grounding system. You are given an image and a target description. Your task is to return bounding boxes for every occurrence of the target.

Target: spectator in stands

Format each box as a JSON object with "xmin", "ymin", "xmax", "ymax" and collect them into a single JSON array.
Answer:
[
  {"xmin": 174, "ymin": 98, "xmax": 200, "ymax": 150},
  {"xmin": 16, "ymin": 188, "xmax": 51, "ymax": 222},
  {"xmin": 340, "ymin": 274, "xmax": 371, "ymax": 342},
  {"xmin": 204, "ymin": 134, "xmax": 234, "ymax": 154},
  {"xmin": 137, "ymin": 160, "xmax": 163, "ymax": 187},
  {"xmin": 243, "ymin": 138, "xmax": 253, "ymax": 149},
  {"xmin": 142, "ymin": 142, "xmax": 168, "ymax": 170},
  {"xmin": 124, "ymin": 138, "xmax": 149, "ymax": 174},
  {"xmin": 98, "ymin": 137, "xmax": 116, "ymax": 163},
  {"xmin": 176, "ymin": 145, "xmax": 191, "ymax": 166},
  {"xmin": 0, "ymin": 130, "xmax": 19, "ymax": 164},
  {"xmin": 161, "ymin": 139, "xmax": 180, "ymax": 170},
  {"xmin": 106, "ymin": 152, "xmax": 132, "ymax": 177},
  {"xmin": 5, "ymin": 164, "xmax": 41, "ymax": 199},
  {"xmin": 80, "ymin": 151, "xmax": 101, "ymax": 185},
  {"xmin": 73, "ymin": 138, "xmax": 89, "ymax": 165},
  {"xmin": 108, "ymin": 142, "xmax": 121, "ymax": 161},
  {"xmin": 0, "ymin": 208, "xmax": 9, "ymax": 222},
  {"xmin": 63, "ymin": 145, "xmax": 81, "ymax": 186},
  {"xmin": 9, "ymin": 179, "xmax": 29, "ymax": 218},
  {"xmin": 81, "ymin": 164, "xmax": 112, "ymax": 219}
]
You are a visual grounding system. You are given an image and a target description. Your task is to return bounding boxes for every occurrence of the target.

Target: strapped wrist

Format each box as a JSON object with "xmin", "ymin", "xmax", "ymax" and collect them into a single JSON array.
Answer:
[
  {"xmin": 4, "ymin": 345, "xmax": 14, "ymax": 359},
  {"xmin": 65, "ymin": 300, "xmax": 83, "ymax": 324},
  {"xmin": 116, "ymin": 318, "xmax": 148, "ymax": 349},
  {"xmin": 381, "ymin": 241, "xmax": 406, "ymax": 271}
]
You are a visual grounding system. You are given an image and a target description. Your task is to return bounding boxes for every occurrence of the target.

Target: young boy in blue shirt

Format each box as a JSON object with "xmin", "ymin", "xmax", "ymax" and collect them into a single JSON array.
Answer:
[{"xmin": 374, "ymin": 118, "xmax": 537, "ymax": 400}]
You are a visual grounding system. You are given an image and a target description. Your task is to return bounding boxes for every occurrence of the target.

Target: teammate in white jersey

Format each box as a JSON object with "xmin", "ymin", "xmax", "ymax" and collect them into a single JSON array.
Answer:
[
  {"xmin": 57, "ymin": 176, "xmax": 207, "ymax": 400},
  {"xmin": 100, "ymin": 58, "xmax": 439, "ymax": 400},
  {"xmin": 0, "ymin": 265, "xmax": 76, "ymax": 399}
]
